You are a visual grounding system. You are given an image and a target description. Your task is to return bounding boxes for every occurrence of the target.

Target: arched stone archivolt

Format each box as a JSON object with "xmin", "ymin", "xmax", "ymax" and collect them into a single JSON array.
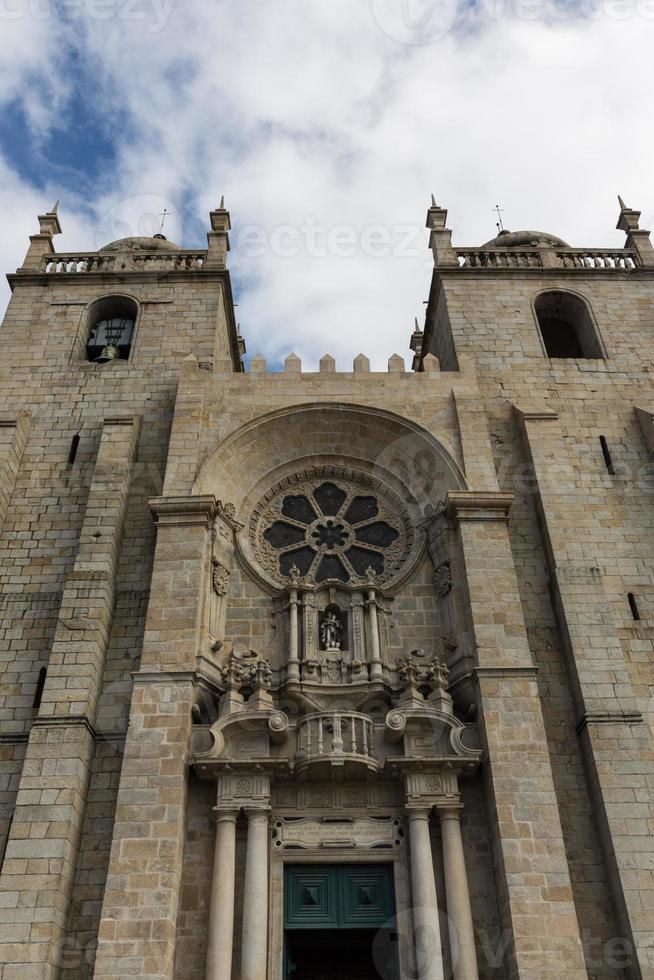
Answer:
[
  {"xmin": 194, "ymin": 403, "xmax": 467, "ymax": 598},
  {"xmin": 193, "ymin": 402, "xmax": 467, "ymax": 517}
]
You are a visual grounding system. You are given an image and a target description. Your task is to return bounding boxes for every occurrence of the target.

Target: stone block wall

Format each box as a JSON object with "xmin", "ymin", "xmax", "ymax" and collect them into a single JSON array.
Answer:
[
  {"xmin": 0, "ymin": 256, "xmax": 238, "ymax": 977},
  {"xmin": 424, "ymin": 261, "xmax": 654, "ymax": 976}
]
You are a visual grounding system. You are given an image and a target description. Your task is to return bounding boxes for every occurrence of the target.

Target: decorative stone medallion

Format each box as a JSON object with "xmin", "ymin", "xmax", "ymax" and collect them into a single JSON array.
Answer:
[{"xmin": 247, "ymin": 467, "xmax": 420, "ymax": 590}]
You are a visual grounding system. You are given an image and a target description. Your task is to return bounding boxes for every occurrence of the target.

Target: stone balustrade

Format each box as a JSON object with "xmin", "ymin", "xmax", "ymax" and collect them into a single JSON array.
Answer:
[
  {"xmin": 555, "ymin": 248, "xmax": 638, "ymax": 270},
  {"xmin": 42, "ymin": 253, "xmax": 116, "ymax": 274},
  {"xmin": 41, "ymin": 250, "xmax": 206, "ymax": 274},
  {"xmin": 295, "ymin": 711, "xmax": 378, "ymax": 776},
  {"xmin": 457, "ymin": 248, "xmax": 543, "ymax": 268},
  {"xmin": 456, "ymin": 246, "xmax": 639, "ymax": 271}
]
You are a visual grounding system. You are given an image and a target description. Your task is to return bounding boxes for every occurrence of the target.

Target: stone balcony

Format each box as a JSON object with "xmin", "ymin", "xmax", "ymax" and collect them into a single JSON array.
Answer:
[{"xmin": 295, "ymin": 711, "xmax": 379, "ymax": 778}]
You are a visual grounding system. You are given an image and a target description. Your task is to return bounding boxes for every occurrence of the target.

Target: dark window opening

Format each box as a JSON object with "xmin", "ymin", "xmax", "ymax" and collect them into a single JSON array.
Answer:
[
  {"xmin": 33, "ymin": 667, "xmax": 47, "ymax": 710},
  {"xmin": 264, "ymin": 522, "xmax": 307, "ymax": 549},
  {"xmin": 346, "ymin": 547, "xmax": 385, "ymax": 577},
  {"xmin": 344, "ymin": 496, "xmax": 379, "ymax": 524},
  {"xmin": 316, "ymin": 555, "xmax": 349, "ymax": 583},
  {"xmin": 600, "ymin": 436, "xmax": 615, "ymax": 475},
  {"xmin": 68, "ymin": 433, "xmax": 81, "ymax": 466},
  {"xmin": 628, "ymin": 593, "xmax": 641, "ymax": 621},
  {"xmin": 535, "ymin": 291, "xmax": 603, "ymax": 359},
  {"xmin": 355, "ymin": 522, "xmax": 399, "ymax": 548},
  {"xmin": 281, "ymin": 494, "xmax": 317, "ymax": 525},
  {"xmin": 86, "ymin": 296, "xmax": 137, "ymax": 363},
  {"xmin": 312, "ymin": 482, "xmax": 348, "ymax": 517},
  {"xmin": 539, "ymin": 318, "xmax": 584, "ymax": 357},
  {"xmin": 279, "ymin": 547, "xmax": 316, "ymax": 578}
]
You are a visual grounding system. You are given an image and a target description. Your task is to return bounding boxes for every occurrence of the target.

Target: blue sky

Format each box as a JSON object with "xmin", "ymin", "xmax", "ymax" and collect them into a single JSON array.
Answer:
[{"xmin": 1, "ymin": 0, "xmax": 653, "ymax": 369}]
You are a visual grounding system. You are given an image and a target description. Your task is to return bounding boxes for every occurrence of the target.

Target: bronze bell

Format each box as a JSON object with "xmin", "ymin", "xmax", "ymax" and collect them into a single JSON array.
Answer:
[{"xmin": 97, "ymin": 344, "xmax": 120, "ymax": 363}]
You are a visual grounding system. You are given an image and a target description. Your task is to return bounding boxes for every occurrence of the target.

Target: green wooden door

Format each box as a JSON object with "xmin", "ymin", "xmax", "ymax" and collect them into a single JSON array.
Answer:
[
  {"xmin": 284, "ymin": 865, "xmax": 397, "ymax": 978},
  {"xmin": 284, "ymin": 864, "xmax": 395, "ymax": 929}
]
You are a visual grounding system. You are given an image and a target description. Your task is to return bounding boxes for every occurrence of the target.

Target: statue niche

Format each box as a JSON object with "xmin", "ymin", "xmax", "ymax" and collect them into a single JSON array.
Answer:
[
  {"xmin": 280, "ymin": 579, "xmax": 384, "ymax": 687},
  {"xmin": 319, "ymin": 605, "xmax": 348, "ymax": 652}
]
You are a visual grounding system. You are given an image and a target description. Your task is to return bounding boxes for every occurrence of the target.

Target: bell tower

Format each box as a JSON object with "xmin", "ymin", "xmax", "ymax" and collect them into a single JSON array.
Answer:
[{"xmin": 0, "ymin": 201, "xmax": 243, "ymax": 978}]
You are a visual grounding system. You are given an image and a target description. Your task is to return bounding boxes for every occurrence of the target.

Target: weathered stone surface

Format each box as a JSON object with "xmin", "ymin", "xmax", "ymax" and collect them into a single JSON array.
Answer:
[{"xmin": 0, "ymin": 198, "xmax": 652, "ymax": 980}]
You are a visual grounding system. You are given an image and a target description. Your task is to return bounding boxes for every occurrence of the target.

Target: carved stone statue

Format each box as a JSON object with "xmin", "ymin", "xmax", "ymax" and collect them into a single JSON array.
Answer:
[{"xmin": 320, "ymin": 611, "xmax": 342, "ymax": 650}]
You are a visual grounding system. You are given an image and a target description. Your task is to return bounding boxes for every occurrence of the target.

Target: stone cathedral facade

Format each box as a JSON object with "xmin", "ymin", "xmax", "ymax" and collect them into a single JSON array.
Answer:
[{"xmin": 0, "ymin": 194, "xmax": 653, "ymax": 980}]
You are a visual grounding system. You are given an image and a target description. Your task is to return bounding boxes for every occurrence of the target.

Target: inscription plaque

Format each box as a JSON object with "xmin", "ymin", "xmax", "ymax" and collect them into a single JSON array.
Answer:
[{"xmin": 272, "ymin": 816, "xmax": 403, "ymax": 850}]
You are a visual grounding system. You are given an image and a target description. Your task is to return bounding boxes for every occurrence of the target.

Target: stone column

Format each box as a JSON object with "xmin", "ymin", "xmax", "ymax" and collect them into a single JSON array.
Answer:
[
  {"xmin": 407, "ymin": 807, "xmax": 445, "ymax": 980},
  {"xmin": 206, "ymin": 809, "xmax": 238, "ymax": 980},
  {"xmin": 366, "ymin": 585, "xmax": 384, "ymax": 682},
  {"xmin": 437, "ymin": 807, "xmax": 479, "ymax": 980},
  {"xmin": 287, "ymin": 582, "xmax": 301, "ymax": 683},
  {"xmin": 241, "ymin": 808, "xmax": 270, "ymax": 980}
]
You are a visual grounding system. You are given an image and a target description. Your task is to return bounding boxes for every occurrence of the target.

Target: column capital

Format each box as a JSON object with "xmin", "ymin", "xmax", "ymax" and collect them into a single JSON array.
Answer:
[
  {"xmin": 149, "ymin": 495, "xmax": 217, "ymax": 527},
  {"xmin": 405, "ymin": 804, "xmax": 434, "ymax": 819},
  {"xmin": 435, "ymin": 804, "xmax": 464, "ymax": 821},
  {"xmin": 445, "ymin": 491, "xmax": 513, "ymax": 523},
  {"xmin": 243, "ymin": 805, "xmax": 272, "ymax": 820},
  {"xmin": 212, "ymin": 807, "xmax": 239, "ymax": 823}
]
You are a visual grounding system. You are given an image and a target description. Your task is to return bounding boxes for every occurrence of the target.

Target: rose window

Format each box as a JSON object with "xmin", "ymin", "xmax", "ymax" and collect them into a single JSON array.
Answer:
[{"xmin": 259, "ymin": 478, "xmax": 407, "ymax": 585}]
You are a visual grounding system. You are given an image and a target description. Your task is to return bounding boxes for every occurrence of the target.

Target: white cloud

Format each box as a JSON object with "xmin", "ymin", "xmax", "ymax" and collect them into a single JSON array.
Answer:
[{"xmin": 1, "ymin": 0, "xmax": 653, "ymax": 367}]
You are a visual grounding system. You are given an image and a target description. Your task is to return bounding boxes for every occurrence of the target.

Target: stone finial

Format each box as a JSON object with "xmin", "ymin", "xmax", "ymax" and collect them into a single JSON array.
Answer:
[
  {"xmin": 320, "ymin": 354, "xmax": 336, "ymax": 373},
  {"xmin": 206, "ymin": 198, "xmax": 231, "ymax": 269},
  {"xmin": 616, "ymin": 194, "xmax": 654, "ymax": 267},
  {"xmin": 388, "ymin": 354, "xmax": 405, "ymax": 373},
  {"xmin": 616, "ymin": 195, "xmax": 641, "ymax": 232},
  {"xmin": 20, "ymin": 203, "xmax": 63, "ymax": 271},
  {"xmin": 422, "ymin": 353, "xmax": 440, "ymax": 373},
  {"xmin": 250, "ymin": 354, "xmax": 267, "ymax": 373},
  {"xmin": 616, "ymin": 195, "xmax": 642, "ymax": 233},
  {"xmin": 38, "ymin": 202, "xmax": 62, "ymax": 238},
  {"xmin": 410, "ymin": 317, "xmax": 423, "ymax": 350},
  {"xmin": 210, "ymin": 197, "xmax": 231, "ymax": 232},
  {"xmin": 353, "ymin": 353, "xmax": 370, "ymax": 373},
  {"xmin": 425, "ymin": 195, "xmax": 458, "ymax": 268},
  {"xmin": 284, "ymin": 352, "xmax": 302, "ymax": 373},
  {"xmin": 410, "ymin": 318, "xmax": 424, "ymax": 371},
  {"xmin": 426, "ymin": 195, "xmax": 448, "ymax": 231}
]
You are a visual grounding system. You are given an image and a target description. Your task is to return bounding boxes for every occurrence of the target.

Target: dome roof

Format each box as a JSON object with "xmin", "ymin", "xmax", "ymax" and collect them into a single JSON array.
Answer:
[
  {"xmin": 481, "ymin": 229, "xmax": 569, "ymax": 249},
  {"xmin": 99, "ymin": 235, "xmax": 181, "ymax": 253}
]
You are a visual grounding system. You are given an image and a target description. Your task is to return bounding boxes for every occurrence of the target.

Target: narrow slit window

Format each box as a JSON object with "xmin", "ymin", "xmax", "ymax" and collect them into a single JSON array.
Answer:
[
  {"xmin": 68, "ymin": 433, "xmax": 80, "ymax": 466},
  {"xmin": 33, "ymin": 667, "xmax": 47, "ymax": 710},
  {"xmin": 628, "ymin": 593, "xmax": 641, "ymax": 621},
  {"xmin": 0, "ymin": 815, "xmax": 13, "ymax": 871},
  {"xmin": 600, "ymin": 436, "xmax": 615, "ymax": 475}
]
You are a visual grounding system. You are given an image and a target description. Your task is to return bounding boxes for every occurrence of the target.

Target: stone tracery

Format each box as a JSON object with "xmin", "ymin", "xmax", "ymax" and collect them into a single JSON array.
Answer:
[{"xmin": 249, "ymin": 468, "xmax": 417, "ymax": 591}]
